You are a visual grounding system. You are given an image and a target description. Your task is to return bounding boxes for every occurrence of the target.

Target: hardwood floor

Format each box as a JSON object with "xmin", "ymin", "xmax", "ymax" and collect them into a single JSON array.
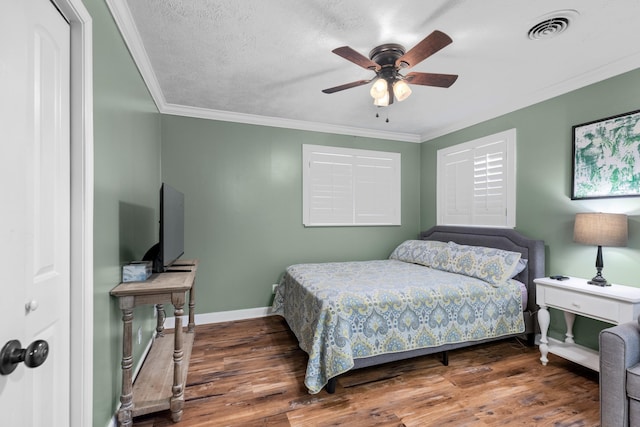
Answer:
[{"xmin": 134, "ymin": 316, "xmax": 600, "ymax": 427}]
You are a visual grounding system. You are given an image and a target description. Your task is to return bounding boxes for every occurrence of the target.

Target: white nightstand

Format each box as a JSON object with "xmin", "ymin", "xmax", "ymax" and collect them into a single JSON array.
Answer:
[{"xmin": 535, "ymin": 276, "xmax": 640, "ymax": 371}]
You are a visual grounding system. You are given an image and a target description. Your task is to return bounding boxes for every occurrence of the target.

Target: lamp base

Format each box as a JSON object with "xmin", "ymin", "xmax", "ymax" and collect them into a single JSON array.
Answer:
[
  {"xmin": 588, "ymin": 275, "xmax": 610, "ymax": 287},
  {"xmin": 588, "ymin": 248, "xmax": 611, "ymax": 286}
]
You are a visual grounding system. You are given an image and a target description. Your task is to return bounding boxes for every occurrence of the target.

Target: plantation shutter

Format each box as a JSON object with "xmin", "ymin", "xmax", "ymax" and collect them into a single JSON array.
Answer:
[
  {"xmin": 437, "ymin": 129, "xmax": 516, "ymax": 227},
  {"xmin": 303, "ymin": 145, "xmax": 400, "ymax": 226}
]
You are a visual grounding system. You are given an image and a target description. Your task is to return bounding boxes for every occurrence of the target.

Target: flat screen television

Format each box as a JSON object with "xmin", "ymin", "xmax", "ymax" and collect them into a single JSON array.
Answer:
[{"xmin": 143, "ymin": 183, "xmax": 185, "ymax": 273}]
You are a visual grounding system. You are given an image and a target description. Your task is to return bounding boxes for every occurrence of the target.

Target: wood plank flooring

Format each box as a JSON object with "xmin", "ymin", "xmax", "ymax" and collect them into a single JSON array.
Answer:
[{"xmin": 133, "ymin": 316, "xmax": 600, "ymax": 426}]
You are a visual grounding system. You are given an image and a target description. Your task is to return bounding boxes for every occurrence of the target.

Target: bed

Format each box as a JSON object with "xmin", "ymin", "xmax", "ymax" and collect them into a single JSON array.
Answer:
[{"xmin": 272, "ymin": 226, "xmax": 545, "ymax": 394}]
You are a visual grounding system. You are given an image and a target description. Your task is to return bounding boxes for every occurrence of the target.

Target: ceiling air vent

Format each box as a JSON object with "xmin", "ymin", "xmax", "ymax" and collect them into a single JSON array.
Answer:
[{"xmin": 527, "ymin": 10, "xmax": 578, "ymax": 40}]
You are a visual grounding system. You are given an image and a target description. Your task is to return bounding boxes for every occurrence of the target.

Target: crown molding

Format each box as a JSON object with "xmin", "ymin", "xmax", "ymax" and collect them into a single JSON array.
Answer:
[
  {"xmin": 420, "ymin": 51, "xmax": 640, "ymax": 142},
  {"xmin": 105, "ymin": 0, "xmax": 166, "ymax": 108},
  {"xmin": 104, "ymin": 0, "xmax": 421, "ymax": 143},
  {"xmin": 161, "ymin": 103, "xmax": 421, "ymax": 142},
  {"xmin": 106, "ymin": 0, "xmax": 640, "ymax": 145}
]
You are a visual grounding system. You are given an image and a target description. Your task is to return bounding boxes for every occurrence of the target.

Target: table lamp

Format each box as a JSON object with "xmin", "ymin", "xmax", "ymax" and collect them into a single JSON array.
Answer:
[{"xmin": 573, "ymin": 212, "xmax": 628, "ymax": 286}]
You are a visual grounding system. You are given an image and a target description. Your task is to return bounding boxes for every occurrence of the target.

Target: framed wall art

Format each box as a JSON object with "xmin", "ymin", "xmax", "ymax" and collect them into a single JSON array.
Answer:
[{"xmin": 572, "ymin": 109, "xmax": 640, "ymax": 200}]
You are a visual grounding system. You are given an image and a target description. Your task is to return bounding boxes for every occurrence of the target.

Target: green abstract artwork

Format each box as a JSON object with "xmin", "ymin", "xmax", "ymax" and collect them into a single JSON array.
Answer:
[{"xmin": 572, "ymin": 109, "xmax": 640, "ymax": 199}]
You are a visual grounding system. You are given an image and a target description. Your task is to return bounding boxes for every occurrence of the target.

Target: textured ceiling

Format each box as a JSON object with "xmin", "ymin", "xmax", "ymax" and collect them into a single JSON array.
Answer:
[{"xmin": 109, "ymin": 0, "xmax": 640, "ymax": 142}]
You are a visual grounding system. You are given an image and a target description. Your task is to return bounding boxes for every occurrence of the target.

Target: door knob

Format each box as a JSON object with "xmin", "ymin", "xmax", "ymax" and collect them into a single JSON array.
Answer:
[{"xmin": 0, "ymin": 339, "xmax": 49, "ymax": 375}]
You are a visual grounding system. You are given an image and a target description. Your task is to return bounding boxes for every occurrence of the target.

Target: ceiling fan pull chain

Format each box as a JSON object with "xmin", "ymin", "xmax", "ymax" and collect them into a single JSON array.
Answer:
[{"xmin": 374, "ymin": 112, "xmax": 390, "ymax": 123}]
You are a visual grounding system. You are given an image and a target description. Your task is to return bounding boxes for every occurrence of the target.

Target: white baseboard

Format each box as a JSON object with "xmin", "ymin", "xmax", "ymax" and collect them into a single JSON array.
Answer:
[{"xmin": 163, "ymin": 306, "xmax": 274, "ymax": 329}]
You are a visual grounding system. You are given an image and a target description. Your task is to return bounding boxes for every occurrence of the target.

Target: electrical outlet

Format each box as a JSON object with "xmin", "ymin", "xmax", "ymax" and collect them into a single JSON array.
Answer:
[
  {"xmin": 272, "ymin": 284, "xmax": 278, "ymax": 294},
  {"xmin": 137, "ymin": 326, "xmax": 142, "ymax": 345}
]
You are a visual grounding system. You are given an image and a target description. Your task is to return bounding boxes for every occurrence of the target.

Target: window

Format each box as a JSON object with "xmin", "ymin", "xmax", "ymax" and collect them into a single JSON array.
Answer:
[
  {"xmin": 303, "ymin": 144, "xmax": 401, "ymax": 226},
  {"xmin": 437, "ymin": 128, "xmax": 516, "ymax": 227}
]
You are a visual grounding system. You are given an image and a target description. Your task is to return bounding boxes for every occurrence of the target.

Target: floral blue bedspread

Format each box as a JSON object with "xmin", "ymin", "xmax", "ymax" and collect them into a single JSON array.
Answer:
[{"xmin": 271, "ymin": 259, "xmax": 525, "ymax": 394}]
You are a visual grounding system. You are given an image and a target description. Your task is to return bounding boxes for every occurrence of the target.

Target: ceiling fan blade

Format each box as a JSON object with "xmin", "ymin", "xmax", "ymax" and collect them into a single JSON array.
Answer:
[
  {"xmin": 405, "ymin": 72, "xmax": 458, "ymax": 88},
  {"xmin": 332, "ymin": 46, "xmax": 381, "ymax": 71},
  {"xmin": 322, "ymin": 79, "xmax": 372, "ymax": 94},
  {"xmin": 396, "ymin": 30, "xmax": 453, "ymax": 69}
]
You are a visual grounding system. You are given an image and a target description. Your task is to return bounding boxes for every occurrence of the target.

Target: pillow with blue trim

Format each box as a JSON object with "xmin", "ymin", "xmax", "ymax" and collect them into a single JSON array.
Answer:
[
  {"xmin": 431, "ymin": 241, "xmax": 522, "ymax": 285},
  {"xmin": 389, "ymin": 240, "xmax": 448, "ymax": 267}
]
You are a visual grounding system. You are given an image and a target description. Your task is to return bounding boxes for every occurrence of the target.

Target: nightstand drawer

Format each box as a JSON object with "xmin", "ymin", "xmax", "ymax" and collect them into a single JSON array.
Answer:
[{"xmin": 544, "ymin": 286, "xmax": 619, "ymax": 323}]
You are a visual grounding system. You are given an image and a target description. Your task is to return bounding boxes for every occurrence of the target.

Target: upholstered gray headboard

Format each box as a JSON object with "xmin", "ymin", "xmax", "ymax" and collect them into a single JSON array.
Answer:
[{"xmin": 419, "ymin": 225, "xmax": 545, "ymax": 316}]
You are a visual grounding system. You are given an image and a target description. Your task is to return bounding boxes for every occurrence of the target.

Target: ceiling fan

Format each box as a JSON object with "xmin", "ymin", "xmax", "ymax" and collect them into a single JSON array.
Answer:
[{"xmin": 322, "ymin": 30, "xmax": 458, "ymax": 106}]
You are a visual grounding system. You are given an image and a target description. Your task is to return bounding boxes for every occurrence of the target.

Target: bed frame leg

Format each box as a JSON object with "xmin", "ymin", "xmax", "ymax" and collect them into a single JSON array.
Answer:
[
  {"xmin": 441, "ymin": 351, "xmax": 449, "ymax": 366},
  {"xmin": 326, "ymin": 378, "xmax": 336, "ymax": 394}
]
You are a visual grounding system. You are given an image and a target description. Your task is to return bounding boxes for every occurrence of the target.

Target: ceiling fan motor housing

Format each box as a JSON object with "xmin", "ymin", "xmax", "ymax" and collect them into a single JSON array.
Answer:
[
  {"xmin": 369, "ymin": 44, "xmax": 406, "ymax": 66},
  {"xmin": 369, "ymin": 44, "xmax": 407, "ymax": 104}
]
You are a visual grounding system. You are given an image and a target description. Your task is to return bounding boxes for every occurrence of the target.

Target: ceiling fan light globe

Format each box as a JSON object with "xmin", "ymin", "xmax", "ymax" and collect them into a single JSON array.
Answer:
[
  {"xmin": 370, "ymin": 78, "xmax": 388, "ymax": 99},
  {"xmin": 393, "ymin": 80, "xmax": 412, "ymax": 102},
  {"xmin": 373, "ymin": 91, "xmax": 389, "ymax": 106}
]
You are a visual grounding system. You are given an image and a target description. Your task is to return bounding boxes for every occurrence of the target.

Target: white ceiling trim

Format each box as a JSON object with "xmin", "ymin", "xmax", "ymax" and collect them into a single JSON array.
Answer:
[
  {"xmin": 161, "ymin": 103, "xmax": 422, "ymax": 143},
  {"xmin": 105, "ymin": 0, "xmax": 421, "ymax": 143},
  {"xmin": 107, "ymin": 0, "xmax": 640, "ymax": 145},
  {"xmin": 420, "ymin": 51, "xmax": 640, "ymax": 142},
  {"xmin": 105, "ymin": 0, "xmax": 165, "ymax": 109}
]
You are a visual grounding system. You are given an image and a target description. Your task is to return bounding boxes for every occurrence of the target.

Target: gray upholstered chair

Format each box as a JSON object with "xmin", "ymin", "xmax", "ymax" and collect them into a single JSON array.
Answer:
[{"xmin": 600, "ymin": 318, "xmax": 640, "ymax": 427}]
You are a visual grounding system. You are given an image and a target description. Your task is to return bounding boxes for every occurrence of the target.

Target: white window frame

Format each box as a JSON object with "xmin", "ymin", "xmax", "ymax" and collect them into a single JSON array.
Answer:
[
  {"xmin": 436, "ymin": 128, "xmax": 516, "ymax": 228},
  {"xmin": 303, "ymin": 144, "xmax": 401, "ymax": 227}
]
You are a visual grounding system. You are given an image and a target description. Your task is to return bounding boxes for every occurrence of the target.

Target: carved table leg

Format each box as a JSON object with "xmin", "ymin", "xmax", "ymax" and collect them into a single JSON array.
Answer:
[
  {"xmin": 155, "ymin": 304, "xmax": 165, "ymax": 337},
  {"xmin": 187, "ymin": 281, "xmax": 196, "ymax": 333},
  {"xmin": 538, "ymin": 305, "xmax": 550, "ymax": 366},
  {"xmin": 170, "ymin": 293, "xmax": 186, "ymax": 422},
  {"xmin": 117, "ymin": 299, "xmax": 134, "ymax": 427}
]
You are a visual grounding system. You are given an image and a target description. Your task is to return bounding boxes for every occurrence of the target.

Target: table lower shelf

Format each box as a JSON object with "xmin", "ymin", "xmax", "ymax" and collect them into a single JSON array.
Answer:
[
  {"xmin": 544, "ymin": 337, "xmax": 599, "ymax": 372},
  {"xmin": 131, "ymin": 331, "xmax": 195, "ymax": 418}
]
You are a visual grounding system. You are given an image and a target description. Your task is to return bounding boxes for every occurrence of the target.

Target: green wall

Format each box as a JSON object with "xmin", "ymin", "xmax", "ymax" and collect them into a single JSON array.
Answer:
[
  {"xmin": 161, "ymin": 116, "xmax": 422, "ymax": 313},
  {"xmin": 85, "ymin": 0, "xmax": 640, "ymax": 424},
  {"xmin": 85, "ymin": 0, "xmax": 161, "ymax": 425},
  {"xmin": 421, "ymin": 68, "xmax": 640, "ymax": 349}
]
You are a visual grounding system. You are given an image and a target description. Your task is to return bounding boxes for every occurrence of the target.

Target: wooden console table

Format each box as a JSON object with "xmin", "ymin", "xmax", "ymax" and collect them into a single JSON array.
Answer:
[{"xmin": 110, "ymin": 259, "xmax": 198, "ymax": 427}]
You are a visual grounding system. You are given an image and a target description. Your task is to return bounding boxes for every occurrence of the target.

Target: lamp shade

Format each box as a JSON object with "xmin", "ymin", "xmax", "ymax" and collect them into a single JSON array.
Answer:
[
  {"xmin": 573, "ymin": 212, "xmax": 628, "ymax": 247},
  {"xmin": 370, "ymin": 78, "xmax": 388, "ymax": 100},
  {"xmin": 393, "ymin": 80, "xmax": 412, "ymax": 102},
  {"xmin": 373, "ymin": 91, "xmax": 389, "ymax": 106}
]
